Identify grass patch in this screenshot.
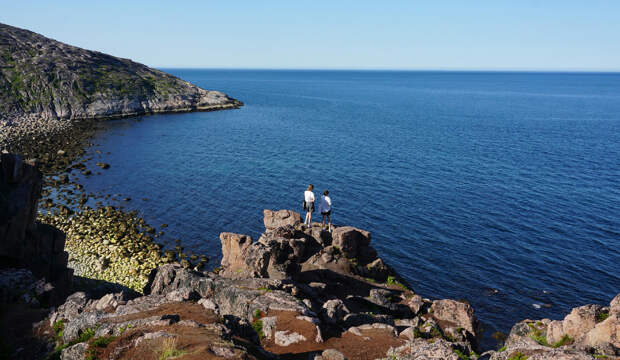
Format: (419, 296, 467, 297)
(499, 345, 507, 352)
(527, 323, 550, 346)
(45, 327, 96, 360)
(507, 352, 528, 360)
(454, 349, 473, 360)
(251, 319, 264, 340)
(593, 355, 608, 359)
(597, 311, 609, 322)
(78, 328, 96, 343)
(552, 334, 573, 348)
(386, 275, 408, 290)
(158, 338, 186, 360)
(92, 335, 118, 347)
(253, 309, 262, 320)
(257, 287, 272, 292)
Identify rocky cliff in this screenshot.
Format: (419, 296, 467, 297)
(0, 22, 241, 146)
(0, 153, 72, 306)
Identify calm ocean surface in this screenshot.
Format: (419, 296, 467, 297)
(80, 70, 620, 345)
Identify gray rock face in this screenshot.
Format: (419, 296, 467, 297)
(0, 23, 241, 126)
(385, 338, 460, 360)
(60, 342, 88, 360)
(275, 330, 306, 346)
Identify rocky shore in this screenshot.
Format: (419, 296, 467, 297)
(2, 208, 616, 360)
(0, 22, 242, 150)
(1, 155, 618, 359)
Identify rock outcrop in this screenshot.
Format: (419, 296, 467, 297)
(30, 206, 620, 360)
(0, 153, 72, 305)
(487, 293, 620, 360)
(37, 210, 489, 359)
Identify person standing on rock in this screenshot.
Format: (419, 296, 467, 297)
(303, 184, 315, 226)
(319, 189, 332, 230)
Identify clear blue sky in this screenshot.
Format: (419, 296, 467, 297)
(2, 1, 619, 70)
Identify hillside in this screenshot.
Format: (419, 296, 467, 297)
(0, 23, 241, 124)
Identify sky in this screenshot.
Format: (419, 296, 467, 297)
(2, 1, 620, 71)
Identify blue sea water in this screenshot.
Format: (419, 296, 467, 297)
(80, 70, 620, 346)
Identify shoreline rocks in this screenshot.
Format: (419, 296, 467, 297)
(3, 196, 619, 359)
(485, 293, 620, 359)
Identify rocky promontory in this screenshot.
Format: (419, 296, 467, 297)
(34, 209, 486, 360)
(0, 22, 242, 148)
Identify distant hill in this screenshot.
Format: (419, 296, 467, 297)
(0, 23, 241, 123)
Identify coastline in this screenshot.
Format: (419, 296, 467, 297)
(2, 102, 242, 293)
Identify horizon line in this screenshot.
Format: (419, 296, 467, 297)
(154, 66, 620, 73)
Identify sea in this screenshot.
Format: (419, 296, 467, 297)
(78, 70, 620, 347)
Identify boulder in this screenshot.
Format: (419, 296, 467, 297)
(60, 342, 88, 360)
(431, 299, 481, 347)
(331, 226, 370, 258)
(275, 330, 306, 346)
(581, 314, 619, 354)
(547, 304, 603, 344)
(219, 232, 254, 274)
(320, 349, 347, 360)
(321, 299, 350, 324)
(263, 209, 301, 231)
(144, 264, 215, 298)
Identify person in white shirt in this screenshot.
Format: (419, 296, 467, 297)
(303, 184, 315, 226)
(319, 189, 332, 230)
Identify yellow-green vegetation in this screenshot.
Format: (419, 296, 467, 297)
(251, 308, 265, 339)
(46, 327, 96, 360)
(593, 354, 608, 359)
(91, 335, 118, 347)
(386, 275, 408, 290)
(507, 352, 528, 360)
(454, 349, 479, 360)
(52, 319, 66, 341)
(527, 323, 574, 348)
(527, 323, 550, 346)
(85, 335, 119, 360)
(552, 334, 573, 348)
(40, 206, 167, 292)
(499, 345, 507, 352)
(251, 319, 265, 340)
(157, 338, 186, 360)
(597, 311, 609, 322)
